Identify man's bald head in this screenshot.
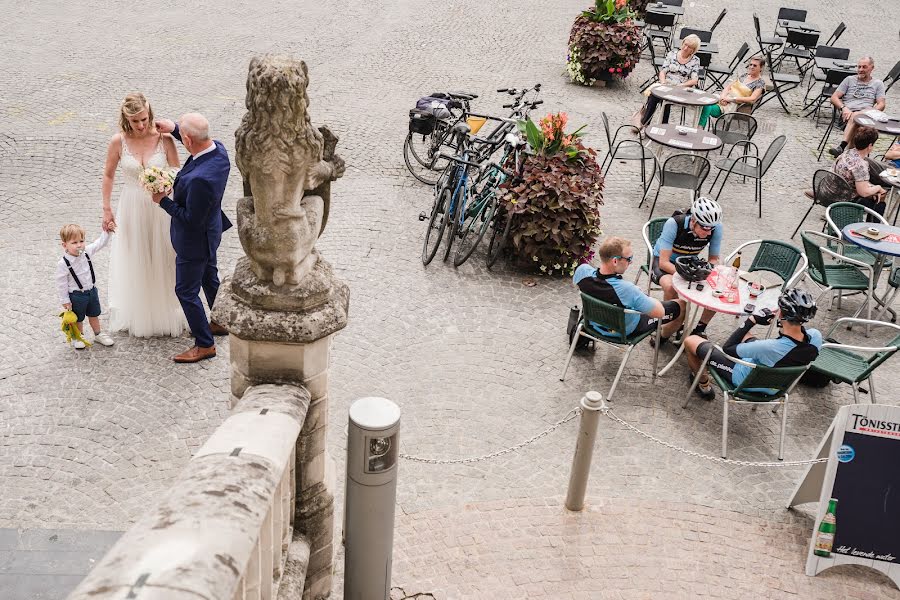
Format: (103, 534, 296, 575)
(179, 113, 210, 141)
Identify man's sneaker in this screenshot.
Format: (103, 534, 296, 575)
(827, 146, 843, 158)
(94, 332, 115, 346)
(803, 189, 815, 200)
(73, 340, 86, 350)
(689, 327, 709, 340)
(696, 383, 715, 400)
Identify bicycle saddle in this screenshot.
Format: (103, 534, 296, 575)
(447, 91, 478, 100)
(452, 122, 472, 136)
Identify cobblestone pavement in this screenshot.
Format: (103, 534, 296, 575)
(2, 0, 900, 597)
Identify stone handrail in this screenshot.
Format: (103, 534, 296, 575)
(67, 384, 312, 600)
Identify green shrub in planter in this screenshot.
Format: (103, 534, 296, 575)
(500, 113, 604, 276)
(567, 0, 642, 84)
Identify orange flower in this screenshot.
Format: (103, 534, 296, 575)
(615, 0, 627, 9)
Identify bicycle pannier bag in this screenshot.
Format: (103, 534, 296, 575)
(409, 109, 435, 135)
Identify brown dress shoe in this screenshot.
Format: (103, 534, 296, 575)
(209, 321, 228, 336)
(173, 345, 216, 363)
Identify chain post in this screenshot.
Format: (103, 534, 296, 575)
(565, 391, 606, 512)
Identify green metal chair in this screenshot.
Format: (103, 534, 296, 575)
(634, 217, 668, 294)
(800, 231, 875, 335)
(684, 344, 809, 460)
(825, 201, 891, 269)
(807, 318, 900, 404)
(724, 239, 808, 290)
(560, 293, 662, 402)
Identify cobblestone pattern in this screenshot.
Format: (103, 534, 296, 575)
(2, 0, 899, 596)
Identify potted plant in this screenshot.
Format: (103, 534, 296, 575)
(567, 0, 642, 85)
(499, 113, 604, 276)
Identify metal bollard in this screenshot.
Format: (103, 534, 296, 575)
(565, 391, 606, 512)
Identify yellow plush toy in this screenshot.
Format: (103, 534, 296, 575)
(59, 310, 91, 346)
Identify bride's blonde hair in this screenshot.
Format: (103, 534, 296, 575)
(119, 93, 154, 134)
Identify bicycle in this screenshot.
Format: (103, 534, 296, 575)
(453, 129, 528, 267)
(404, 92, 476, 186)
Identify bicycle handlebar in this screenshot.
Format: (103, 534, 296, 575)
(438, 153, 484, 170)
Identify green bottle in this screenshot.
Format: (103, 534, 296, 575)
(814, 498, 838, 557)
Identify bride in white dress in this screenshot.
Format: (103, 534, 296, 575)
(102, 93, 186, 337)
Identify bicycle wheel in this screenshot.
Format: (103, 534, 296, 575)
(442, 186, 463, 262)
(404, 133, 442, 186)
(422, 185, 451, 266)
(454, 193, 498, 267)
(486, 207, 514, 269)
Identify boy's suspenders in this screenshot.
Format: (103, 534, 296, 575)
(62, 254, 95, 291)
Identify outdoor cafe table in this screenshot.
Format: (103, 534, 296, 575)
(644, 123, 722, 153)
(650, 85, 719, 126)
(657, 270, 782, 376)
(879, 168, 900, 225)
(852, 112, 900, 137)
(777, 19, 820, 33)
(841, 222, 900, 320)
(814, 56, 855, 73)
(646, 3, 684, 16)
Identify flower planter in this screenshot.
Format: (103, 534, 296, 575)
(566, 1, 642, 86)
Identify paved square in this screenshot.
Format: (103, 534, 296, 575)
(2, 0, 899, 597)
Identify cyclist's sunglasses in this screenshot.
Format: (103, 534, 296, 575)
(698, 224, 714, 232)
(613, 255, 634, 263)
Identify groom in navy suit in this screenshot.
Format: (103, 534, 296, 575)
(152, 113, 232, 363)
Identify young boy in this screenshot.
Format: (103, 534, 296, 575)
(56, 224, 115, 349)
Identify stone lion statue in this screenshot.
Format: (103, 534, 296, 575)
(235, 55, 344, 287)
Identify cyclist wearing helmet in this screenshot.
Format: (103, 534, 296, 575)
(683, 288, 822, 399)
(652, 196, 724, 338)
(574, 236, 685, 340)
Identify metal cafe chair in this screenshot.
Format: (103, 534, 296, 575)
(599, 112, 658, 197)
(803, 46, 850, 105)
(642, 10, 678, 56)
(791, 170, 854, 239)
(752, 12, 784, 59)
(723, 239, 807, 291)
(708, 8, 727, 34)
(884, 59, 900, 93)
(677, 27, 712, 43)
(823, 21, 846, 47)
(639, 39, 667, 92)
(712, 113, 758, 156)
(560, 293, 662, 403)
(756, 47, 801, 114)
(641, 154, 711, 219)
(805, 68, 851, 124)
(773, 29, 820, 75)
(685, 345, 808, 460)
(709, 135, 787, 217)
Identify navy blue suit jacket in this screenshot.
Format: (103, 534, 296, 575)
(160, 125, 232, 261)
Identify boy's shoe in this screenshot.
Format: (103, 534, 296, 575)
(94, 332, 115, 346)
(73, 340, 86, 350)
(827, 146, 843, 158)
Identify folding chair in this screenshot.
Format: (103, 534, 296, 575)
(804, 45, 850, 102)
(823, 22, 846, 47)
(643, 10, 677, 56)
(753, 13, 784, 58)
(677, 27, 712, 43)
(704, 42, 749, 91)
(709, 136, 787, 217)
(804, 63, 850, 122)
(773, 7, 807, 37)
(560, 293, 662, 402)
(709, 8, 727, 34)
(756, 48, 801, 114)
(635, 217, 669, 293)
(774, 29, 820, 75)
(816, 106, 843, 160)
(808, 318, 900, 403)
(685, 345, 808, 460)
(884, 59, 900, 93)
(639, 40, 666, 93)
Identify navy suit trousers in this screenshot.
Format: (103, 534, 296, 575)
(175, 255, 220, 348)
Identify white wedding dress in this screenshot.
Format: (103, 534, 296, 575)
(107, 136, 186, 337)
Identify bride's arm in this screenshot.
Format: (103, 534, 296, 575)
(101, 134, 122, 231)
(162, 134, 180, 168)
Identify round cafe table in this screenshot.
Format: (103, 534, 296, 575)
(852, 112, 900, 136)
(644, 124, 722, 153)
(841, 222, 900, 321)
(657, 270, 782, 376)
(650, 85, 719, 127)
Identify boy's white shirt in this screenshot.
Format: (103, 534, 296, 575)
(56, 230, 112, 304)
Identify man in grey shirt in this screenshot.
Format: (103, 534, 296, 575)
(828, 56, 887, 157)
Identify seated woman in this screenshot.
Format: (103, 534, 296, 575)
(636, 35, 702, 128)
(823, 125, 888, 219)
(698, 57, 767, 127)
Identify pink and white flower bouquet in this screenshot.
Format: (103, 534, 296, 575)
(139, 166, 177, 194)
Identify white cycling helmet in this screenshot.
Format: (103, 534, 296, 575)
(691, 196, 722, 228)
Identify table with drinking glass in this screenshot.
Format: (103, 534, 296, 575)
(657, 268, 782, 376)
(841, 222, 900, 320)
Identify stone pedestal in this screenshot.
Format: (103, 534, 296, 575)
(213, 257, 349, 599)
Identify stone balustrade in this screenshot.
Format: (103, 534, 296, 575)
(67, 383, 313, 600)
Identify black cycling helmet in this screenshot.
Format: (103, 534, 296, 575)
(778, 288, 818, 323)
(674, 256, 713, 282)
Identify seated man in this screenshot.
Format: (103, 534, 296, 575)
(683, 288, 821, 399)
(823, 126, 888, 218)
(828, 56, 886, 158)
(887, 139, 900, 169)
(574, 236, 685, 342)
(652, 197, 723, 338)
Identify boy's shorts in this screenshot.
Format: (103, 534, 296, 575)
(69, 287, 101, 322)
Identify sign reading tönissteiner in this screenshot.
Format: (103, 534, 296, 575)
(789, 404, 900, 588)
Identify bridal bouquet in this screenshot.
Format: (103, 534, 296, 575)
(139, 166, 177, 194)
